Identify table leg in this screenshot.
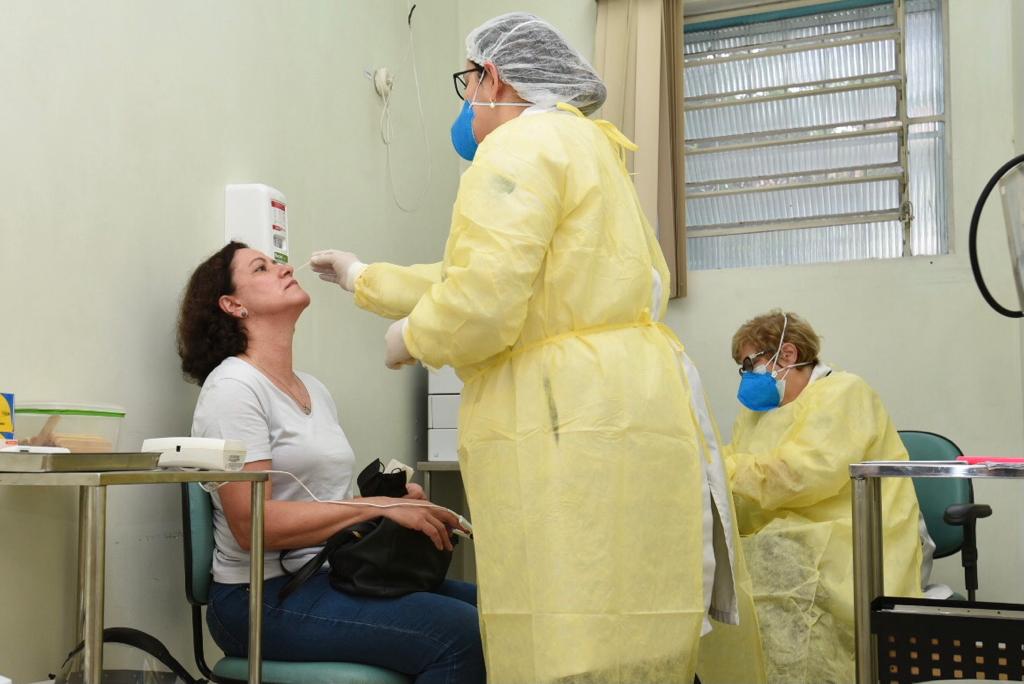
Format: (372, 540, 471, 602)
(853, 476, 883, 684)
(248, 480, 265, 684)
(75, 487, 88, 645)
(81, 486, 107, 684)
(423, 471, 432, 501)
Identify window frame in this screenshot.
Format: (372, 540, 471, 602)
(672, 0, 952, 270)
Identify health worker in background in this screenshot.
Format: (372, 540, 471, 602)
(726, 310, 923, 684)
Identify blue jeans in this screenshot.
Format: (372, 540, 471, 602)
(208, 573, 484, 684)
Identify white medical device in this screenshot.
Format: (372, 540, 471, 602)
(969, 154, 1024, 317)
(225, 183, 290, 264)
(143, 437, 246, 471)
(0, 445, 71, 454)
(1000, 163, 1024, 308)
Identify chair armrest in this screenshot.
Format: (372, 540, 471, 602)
(943, 503, 992, 526)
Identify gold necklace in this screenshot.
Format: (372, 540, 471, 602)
(241, 355, 312, 415)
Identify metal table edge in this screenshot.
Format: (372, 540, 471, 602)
(850, 460, 1024, 478)
(0, 469, 270, 486)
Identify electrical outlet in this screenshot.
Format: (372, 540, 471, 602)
(373, 67, 394, 99)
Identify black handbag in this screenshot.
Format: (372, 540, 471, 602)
(278, 459, 455, 601)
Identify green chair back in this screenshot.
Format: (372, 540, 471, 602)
(898, 430, 972, 558)
(182, 482, 214, 605)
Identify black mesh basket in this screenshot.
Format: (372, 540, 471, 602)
(871, 596, 1024, 683)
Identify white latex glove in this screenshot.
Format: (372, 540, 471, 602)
(385, 318, 416, 370)
(310, 250, 367, 292)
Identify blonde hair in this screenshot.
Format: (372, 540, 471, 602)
(731, 309, 821, 365)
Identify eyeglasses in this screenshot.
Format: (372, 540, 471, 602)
(738, 350, 768, 376)
(453, 66, 484, 101)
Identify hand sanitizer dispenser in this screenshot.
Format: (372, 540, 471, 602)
(225, 183, 290, 264)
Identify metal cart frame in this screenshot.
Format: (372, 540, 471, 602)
(850, 460, 1024, 684)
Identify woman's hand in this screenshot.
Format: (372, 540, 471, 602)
(404, 483, 427, 500)
(380, 501, 462, 551)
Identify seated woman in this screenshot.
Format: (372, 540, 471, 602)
(726, 310, 922, 684)
(177, 242, 484, 684)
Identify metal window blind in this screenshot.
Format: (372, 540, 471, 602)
(683, 0, 947, 270)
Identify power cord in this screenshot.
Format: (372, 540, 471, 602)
(376, 2, 432, 214)
(199, 468, 473, 536)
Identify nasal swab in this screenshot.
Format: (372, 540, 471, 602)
(294, 260, 311, 273)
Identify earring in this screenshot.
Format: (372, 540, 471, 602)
(489, 100, 495, 109)
(239, 309, 249, 319)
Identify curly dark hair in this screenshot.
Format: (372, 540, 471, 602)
(177, 241, 249, 385)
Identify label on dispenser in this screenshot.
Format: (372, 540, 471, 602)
(271, 199, 287, 227)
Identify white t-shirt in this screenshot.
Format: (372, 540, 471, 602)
(191, 356, 356, 584)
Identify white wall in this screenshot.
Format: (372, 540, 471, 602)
(666, 0, 1024, 600)
(0, 1, 459, 681)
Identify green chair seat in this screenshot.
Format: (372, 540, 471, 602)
(213, 658, 410, 684)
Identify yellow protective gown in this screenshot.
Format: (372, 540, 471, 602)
(695, 542, 768, 684)
(355, 105, 706, 684)
(726, 369, 923, 684)
(679, 353, 768, 684)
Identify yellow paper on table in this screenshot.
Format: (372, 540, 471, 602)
(0, 393, 13, 441)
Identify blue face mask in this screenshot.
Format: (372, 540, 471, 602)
(450, 73, 533, 162)
(737, 367, 784, 412)
(450, 99, 479, 161)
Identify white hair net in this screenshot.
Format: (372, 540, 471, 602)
(466, 12, 607, 116)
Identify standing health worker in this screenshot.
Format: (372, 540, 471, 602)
(313, 14, 724, 683)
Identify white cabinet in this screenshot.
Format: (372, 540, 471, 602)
(427, 428, 459, 462)
(427, 368, 462, 461)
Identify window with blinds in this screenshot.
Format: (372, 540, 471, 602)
(683, 0, 947, 270)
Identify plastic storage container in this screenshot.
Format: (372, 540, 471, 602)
(872, 595, 1024, 682)
(15, 402, 125, 453)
